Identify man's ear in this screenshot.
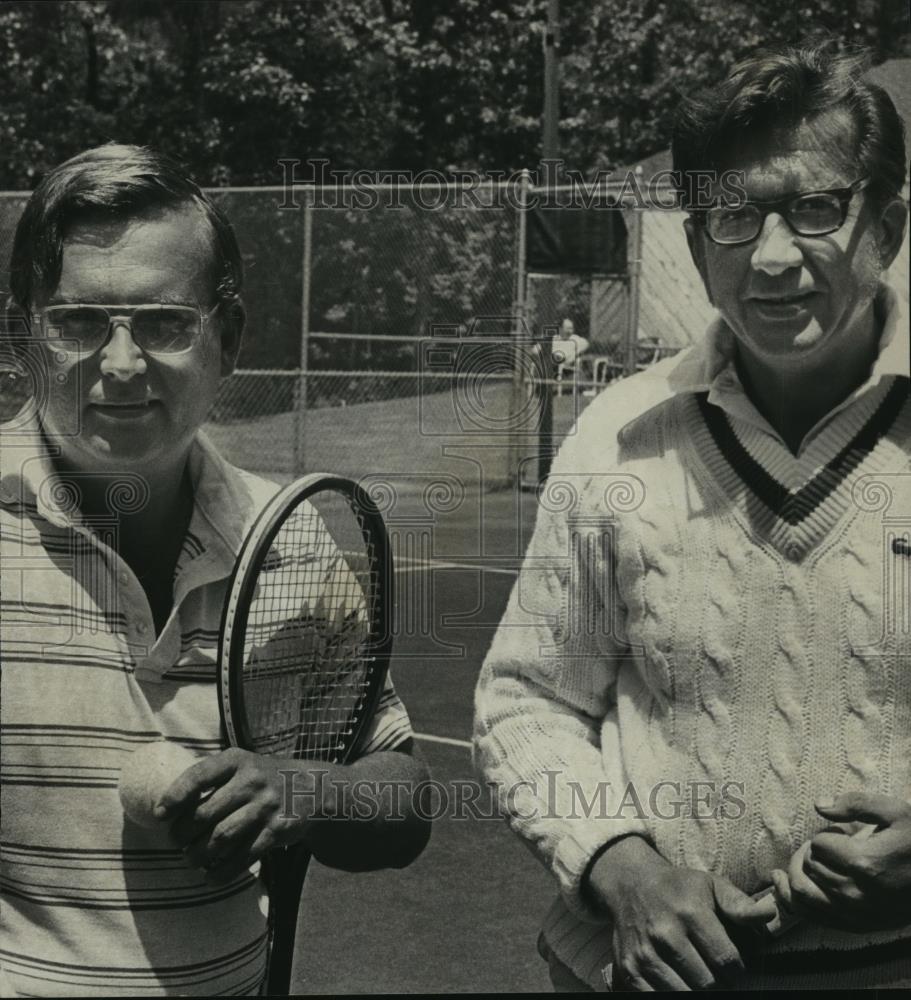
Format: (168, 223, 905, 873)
(219, 301, 245, 377)
(684, 216, 713, 305)
(876, 197, 908, 272)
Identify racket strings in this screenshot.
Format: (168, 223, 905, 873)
(241, 495, 381, 761)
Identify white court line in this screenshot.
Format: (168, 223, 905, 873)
(393, 557, 519, 576)
(337, 549, 519, 576)
(414, 732, 472, 749)
(392, 563, 508, 753)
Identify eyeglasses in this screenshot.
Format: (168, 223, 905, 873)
(696, 177, 870, 246)
(30, 302, 220, 357)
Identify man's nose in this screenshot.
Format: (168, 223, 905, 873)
(98, 321, 148, 380)
(750, 213, 804, 276)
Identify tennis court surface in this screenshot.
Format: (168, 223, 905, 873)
(289, 478, 557, 992)
(204, 379, 593, 992)
(206, 374, 604, 994)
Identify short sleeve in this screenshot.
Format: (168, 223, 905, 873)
(357, 672, 414, 754)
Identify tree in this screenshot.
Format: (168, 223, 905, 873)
(1, 0, 907, 187)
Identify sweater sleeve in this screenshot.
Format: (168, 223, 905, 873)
(473, 443, 653, 921)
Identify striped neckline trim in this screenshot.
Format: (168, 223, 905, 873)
(696, 379, 908, 528)
(687, 378, 910, 561)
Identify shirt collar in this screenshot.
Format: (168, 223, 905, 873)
(185, 429, 265, 558)
(0, 415, 261, 561)
(0, 417, 76, 527)
(667, 281, 909, 397)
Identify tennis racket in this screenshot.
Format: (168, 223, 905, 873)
(217, 474, 394, 996)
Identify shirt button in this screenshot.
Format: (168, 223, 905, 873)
(119, 572, 129, 585)
(137, 623, 149, 635)
(785, 543, 802, 562)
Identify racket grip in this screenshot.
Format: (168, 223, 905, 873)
(264, 847, 313, 996)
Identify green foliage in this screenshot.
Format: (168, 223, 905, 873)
(1, 0, 907, 382)
(558, 0, 911, 169)
(1, 0, 907, 187)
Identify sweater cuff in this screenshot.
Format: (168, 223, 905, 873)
(551, 819, 652, 922)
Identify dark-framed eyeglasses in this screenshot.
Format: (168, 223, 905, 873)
(695, 177, 871, 246)
(30, 302, 221, 358)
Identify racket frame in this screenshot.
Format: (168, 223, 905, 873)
(216, 473, 395, 996)
(219, 474, 393, 760)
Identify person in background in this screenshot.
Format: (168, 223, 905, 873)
(551, 317, 590, 395)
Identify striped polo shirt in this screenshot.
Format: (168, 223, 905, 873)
(0, 423, 412, 997)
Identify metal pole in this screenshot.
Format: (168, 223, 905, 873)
(516, 171, 530, 318)
(543, 0, 560, 162)
(538, 313, 555, 484)
(535, 0, 559, 486)
(509, 169, 531, 488)
(294, 194, 313, 477)
(624, 180, 643, 378)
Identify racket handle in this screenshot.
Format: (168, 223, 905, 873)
(264, 847, 312, 996)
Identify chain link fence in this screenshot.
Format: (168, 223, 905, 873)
(1, 181, 772, 490)
(201, 184, 525, 486)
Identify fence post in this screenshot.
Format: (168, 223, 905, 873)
(623, 170, 643, 377)
(535, 279, 556, 484)
(294, 193, 313, 478)
(509, 169, 531, 488)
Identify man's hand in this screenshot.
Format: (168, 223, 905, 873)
(774, 792, 911, 932)
(157, 748, 318, 885)
(588, 836, 777, 991)
(157, 744, 432, 882)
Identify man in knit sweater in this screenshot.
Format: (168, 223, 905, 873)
(474, 41, 910, 991)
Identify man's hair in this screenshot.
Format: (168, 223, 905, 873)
(671, 40, 907, 210)
(10, 143, 243, 311)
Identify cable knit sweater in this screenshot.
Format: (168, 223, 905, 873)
(473, 285, 911, 990)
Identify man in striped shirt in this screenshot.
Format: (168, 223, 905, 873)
(0, 144, 431, 996)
